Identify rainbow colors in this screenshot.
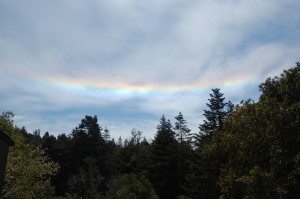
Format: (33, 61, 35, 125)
(20, 73, 256, 96)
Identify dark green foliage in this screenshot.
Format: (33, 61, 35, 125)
(175, 112, 192, 142)
(201, 88, 227, 130)
(259, 62, 300, 106)
(103, 127, 111, 142)
(4, 62, 299, 199)
(187, 88, 231, 199)
(67, 116, 115, 197)
(51, 133, 73, 196)
(105, 173, 157, 199)
(197, 88, 229, 147)
(174, 112, 193, 196)
(204, 62, 300, 198)
(42, 132, 58, 159)
(110, 129, 152, 178)
(150, 115, 181, 199)
(153, 115, 176, 146)
(71, 115, 104, 160)
(117, 136, 122, 146)
(226, 101, 235, 117)
(27, 115, 118, 197)
(68, 157, 104, 199)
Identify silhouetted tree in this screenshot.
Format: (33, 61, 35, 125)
(150, 115, 180, 199)
(103, 127, 111, 142)
(174, 112, 192, 195)
(196, 88, 227, 147)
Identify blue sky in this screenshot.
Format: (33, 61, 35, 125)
(1, 0, 299, 139)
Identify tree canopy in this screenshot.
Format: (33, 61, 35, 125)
(204, 62, 300, 198)
(1, 62, 300, 199)
(0, 112, 58, 199)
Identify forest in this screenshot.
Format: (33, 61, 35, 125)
(1, 62, 300, 199)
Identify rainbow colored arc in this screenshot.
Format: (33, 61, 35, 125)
(23, 74, 256, 95)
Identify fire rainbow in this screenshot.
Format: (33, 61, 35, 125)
(19, 74, 257, 95)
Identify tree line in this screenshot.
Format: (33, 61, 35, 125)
(1, 62, 300, 199)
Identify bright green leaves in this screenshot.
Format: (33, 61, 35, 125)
(0, 112, 59, 199)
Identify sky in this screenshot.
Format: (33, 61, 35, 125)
(1, 0, 299, 140)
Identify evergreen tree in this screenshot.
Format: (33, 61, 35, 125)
(175, 112, 192, 144)
(117, 136, 123, 147)
(200, 89, 226, 133)
(68, 115, 110, 197)
(67, 156, 104, 199)
(103, 127, 111, 142)
(150, 115, 180, 199)
(41, 132, 57, 160)
(70, 115, 104, 163)
(195, 88, 231, 147)
(20, 126, 29, 139)
(51, 133, 73, 196)
(189, 89, 231, 199)
(174, 112, 192, 195)
(78, 115, 103, 141)
(226, 101, 235, 117)
(112, 134, 138, 175)
(131, 129, 142, 173)
(106, 173, 158, 199)
(205, 62, 300, 198)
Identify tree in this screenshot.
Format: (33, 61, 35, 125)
(67, 157, 104, 199)
(117, 136, 122, 147)
(174, 112, 192, 194)
(150, 115, 180, 199)
(70, 115, 104, 168)
(175, 112, 192, 144)
(77, 115, 103, 141)
(103, 127, 111, 142)
(111, 129, 149, 176)
(226, 101, 235, 117)
(111, 135, 138, 175)
(66, 115, 112, 197)
(130, 129, 142, 173)
(259, 62, 300, 106)
(197, 88, 228, 146)
(188, 89, 231, 199)
(105, 173, 158, 199)
(50, 133, 73, 196)
(0, 112, 59, 199)
(204, 62, 300, 198)
(41, 132, 58, 159)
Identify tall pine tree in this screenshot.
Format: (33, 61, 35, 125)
(103, 127, 111, 142)
(188, 88, 232, 199)
(174, 112, 192, 195)
(196, 88, 229, 147)
(150, 115, 180, 199)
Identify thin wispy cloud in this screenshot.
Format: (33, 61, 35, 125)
(1, 0, 299, 138)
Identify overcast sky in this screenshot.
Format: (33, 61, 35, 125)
(1, 0, 299, 139)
